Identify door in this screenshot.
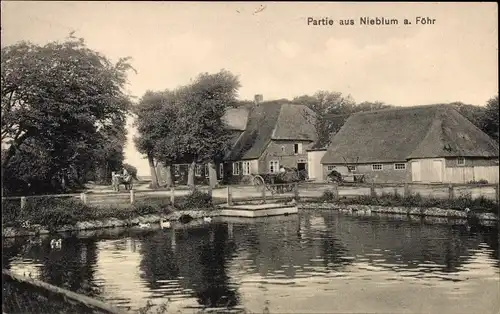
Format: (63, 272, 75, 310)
(432, 160, 443, 183)
(411, 161, 421, 182)
(297, 162, 306, 171)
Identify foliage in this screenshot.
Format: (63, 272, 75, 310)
(468, 179, 489, 184)
(174, 70, 241, 165)
(1, 34, 133, 195)
(333, 192, 498, 212)
(293, 92, 392, 148)
(134, 70, 241, 188)
(479, 95, 499, 142)
(320, 190, 337, 202)
(123, 163, 139, 180)
(2, 196, 174, 230)
(175, 189, 214, 210)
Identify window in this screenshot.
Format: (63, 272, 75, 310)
(281, 146, 285, 153)
(204, 164, 209, 177)
(195, 164, 202, 176)
(232, 162, 240, 175)
(457, 157, 465, 166)
(394, 163, 406, 170)
(242, 161, 251, 175)
(174, 164, 180, 176)
(219, 164, 224, 178)
(269, 160, 279, 173)
(327, 165, 336, 171)
(347, 165, 357, 172)
(294, 143, 303, 154)
(372, 164, 383, 171)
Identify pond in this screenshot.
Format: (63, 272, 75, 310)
(3, 210, 499, 314)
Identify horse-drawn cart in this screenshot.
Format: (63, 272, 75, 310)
(251, 167, 304, 195)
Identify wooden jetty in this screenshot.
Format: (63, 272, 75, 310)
(217, 202, 298, 218)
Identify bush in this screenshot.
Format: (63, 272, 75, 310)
(468, 179, 489, 184)
(175, 189, 213, 210)
(320, 190, 337, 202)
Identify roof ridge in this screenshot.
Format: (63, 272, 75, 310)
(406, 107, 444, 159)
(270, 103, 284, 139)
(352, 104, 448, 116)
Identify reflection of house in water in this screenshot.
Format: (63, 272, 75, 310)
(226, 215, 352, 278)
(318, 212, 486, 272)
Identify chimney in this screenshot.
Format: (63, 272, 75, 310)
(254, 94, 263, 105)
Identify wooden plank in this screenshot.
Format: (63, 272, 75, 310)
(2, 270, 126, 314)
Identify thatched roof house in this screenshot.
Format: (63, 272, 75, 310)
(320, 105, 499, 184)
(224, 101, 317, 161)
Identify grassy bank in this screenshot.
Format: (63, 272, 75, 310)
(315, 189, 498, 213)
(2, 189, 215, 231)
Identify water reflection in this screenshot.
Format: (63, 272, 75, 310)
(3, 210, 499, 313)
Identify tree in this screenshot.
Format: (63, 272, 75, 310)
(175, 70, 240, 189)
(134, 90, 181, 188)
(1, 35, 133, 194)
(480, 95, 499, 142)
(293, 91, 356, 148)
(354, 101, 393, 112)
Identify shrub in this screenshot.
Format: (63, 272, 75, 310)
(320, 190, 337, 202)
(175, 189, 213, 210)
(468, 179, 489, 184)
(401, 193, 423, 207)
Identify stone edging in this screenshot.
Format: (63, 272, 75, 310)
(2, 209, 217, 238)
(3, 202, 498, 238)
(298, 203, 499, 221)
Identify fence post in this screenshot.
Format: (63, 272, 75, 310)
(404, 182, 410, 197)
(294, 182, 299, 201)
(80, 193, 87, 204)
(227, 186, 233, 205)
(370, 182, 376, 198)
(170, 187, 175, 205)
(495, 184, 499, 204)
(262, 185, 266, 204)
(448, 184, 454, 200)
(20, 197, 26, 210)
(130, 189, 135, 204)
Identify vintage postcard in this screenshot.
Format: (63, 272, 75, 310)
(1, 2, 498, 314)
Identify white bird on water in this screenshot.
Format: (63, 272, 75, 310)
(50, 239, 62, 249)
(203, 217, 212, 223)
(160, 219, 171, 229)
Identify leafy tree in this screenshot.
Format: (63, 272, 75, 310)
(175, 70, 240, 188)
(1, 35, 133, 194)
(480, 95, 499, 142)
(134, 90, 181, 188)
(293, 91, 356, 148)
(123, 163, 139, 180)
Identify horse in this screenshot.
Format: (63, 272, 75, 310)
(112, 174, 133, 191)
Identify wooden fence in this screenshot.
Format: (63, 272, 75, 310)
(2, 182, 498, 210)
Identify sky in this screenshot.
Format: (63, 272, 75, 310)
(1, 2, 498, 175)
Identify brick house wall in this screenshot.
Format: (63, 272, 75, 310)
(444, 157, 498, 168)
(258, 140, 314, 173)
(322, 162, 411, 183)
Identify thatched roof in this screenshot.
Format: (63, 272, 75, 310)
(321, 104, 499, 164)
(271, 104, 317, 141)
(224, 101, 316, 161)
